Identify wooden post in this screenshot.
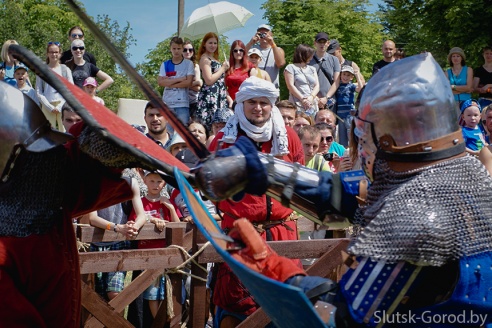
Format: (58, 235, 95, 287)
(188, 227, 209, 328)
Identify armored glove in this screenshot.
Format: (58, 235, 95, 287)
(229, 218, 306, 282)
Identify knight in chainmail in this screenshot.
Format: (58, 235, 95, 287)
(0, 83, 136, 327)
(195, 53, 492, 327)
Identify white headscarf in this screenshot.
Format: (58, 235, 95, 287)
(222, 77, 289, 156)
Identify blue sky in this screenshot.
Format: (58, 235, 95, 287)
(82, 0, 381, 65)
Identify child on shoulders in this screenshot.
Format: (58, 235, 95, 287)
(15, 64, 39, 106)
(334, 65, 364, 147)
(460, 99, 488, 156)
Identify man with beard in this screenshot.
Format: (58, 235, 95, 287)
(144, 101, 172, 149)
(208, 76, 304, 327)
(372, 40, 396, 76)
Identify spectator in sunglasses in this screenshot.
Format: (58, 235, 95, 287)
(36, 41, 74, 132)
(66, 39, 113, 91)
(60, 26, 97, 66)
(182, 40, 202, 120)
(315, 122, 345, 157)
(225, 40, 251, 102)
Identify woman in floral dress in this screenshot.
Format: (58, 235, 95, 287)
(197, 32, 230, 131)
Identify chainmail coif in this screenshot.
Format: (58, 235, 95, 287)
(349, 155, 492, 267)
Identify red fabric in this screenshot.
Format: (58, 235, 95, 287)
(128, 197, 172, 249)
(0, 143, 133, 327)
(225, 64, 252, 100)
(209, 126, 305, 316)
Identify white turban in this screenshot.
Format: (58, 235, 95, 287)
(235, 76, 279, 105)
(222, 77, 289, 156)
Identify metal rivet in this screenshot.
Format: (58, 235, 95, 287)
(453, 139, 459, 145)
(423, 146, 432, 151)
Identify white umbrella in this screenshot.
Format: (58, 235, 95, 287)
(180, 1, 254, 40)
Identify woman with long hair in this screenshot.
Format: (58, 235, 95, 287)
(196, 32, 230, 131)
(225, 40, 251, 101)
(36, 41, 74, 132)
(182, 40, 203, 120)
(284, 44, 320, 117)
(444, 47, 473, 109)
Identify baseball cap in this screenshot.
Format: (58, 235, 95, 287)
(327, 39, 340, 54)
(248, 48, 263, 60)
(212, 108, 233, 124)
(14, 63, 28, 72)
(315, 32, 329, 42)
(341, 65, 355, 75)
(83, 77, 98, 87)
(257, 24, 271, 31)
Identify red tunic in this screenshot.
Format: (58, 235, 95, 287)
(209, 125, 305, 316)
(0, 127, 133, 327)
(128, 197, 173, 249)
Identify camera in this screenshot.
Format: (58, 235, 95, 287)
(259, 32, 267, 39)
(323, 153, 334, 161)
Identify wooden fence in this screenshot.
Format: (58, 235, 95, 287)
(77, 219, 349, 327)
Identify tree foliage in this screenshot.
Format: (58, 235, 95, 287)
(262, 0, 385, 98)
(380, 0, 492, 68)
(0, 0, 138, 110)
(137, 35, 231, 96)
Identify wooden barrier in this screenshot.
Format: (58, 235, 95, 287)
(78, 222, 193, 328)
(78, 219, 349, 328)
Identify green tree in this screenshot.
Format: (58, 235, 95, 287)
(138, 35, 230, 96)
(262, 0, 385, 98)
(380, 0, 492, 68)
(0, 0, 138, 111)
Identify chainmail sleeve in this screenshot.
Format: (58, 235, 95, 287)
(77, 127, 143, 168)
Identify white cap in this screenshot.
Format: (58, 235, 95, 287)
(257, 24, 271, 31)
(248, 48, 263, 60)
(341, 65, 355, 75)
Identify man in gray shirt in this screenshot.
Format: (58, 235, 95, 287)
(309, 32, 341, 109)
(246, 24, 286, 89)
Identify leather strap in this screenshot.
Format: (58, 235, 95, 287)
(377, 130, 465, 162)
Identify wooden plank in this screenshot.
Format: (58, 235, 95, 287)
(79, 248, 188, 274)
(80, 281, 133, 328)
(189, 227, 210, 328)
(84, 269, 162, 328)
(150, 273, 184, 328)
(197, 239, 349, 263)
(77, 222, 189, 243)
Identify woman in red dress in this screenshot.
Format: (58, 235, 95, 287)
(224, 40, 252, 103)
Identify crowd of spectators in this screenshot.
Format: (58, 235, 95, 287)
(2, 21, 492, 328)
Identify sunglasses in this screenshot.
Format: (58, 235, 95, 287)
(72, 46, 85, 51)
(183, 48, 194, 53)
(48, 41, 60, 46)
(71, 33, 84, 39)
(320, 136, 333, 143)
(233, 49, 245, 53)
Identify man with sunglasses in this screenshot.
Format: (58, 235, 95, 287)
(60, 25, 97, 66)
(196, 53, 492, 327)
